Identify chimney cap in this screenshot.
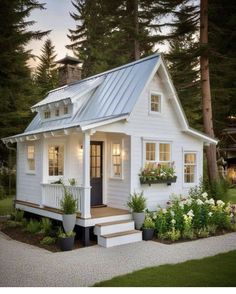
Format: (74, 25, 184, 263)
(56, 55, 82, 65)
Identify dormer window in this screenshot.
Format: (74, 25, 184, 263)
(55, 108, 60, 117)
(64, 105, 68, 115)
(44, 110, 51, 119)
(149, 92, 161, 113)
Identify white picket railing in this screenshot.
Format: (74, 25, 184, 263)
(41, 184, 83, 212)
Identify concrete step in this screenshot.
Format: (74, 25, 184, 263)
(97, 230, 142, 248)
(94, 220, 135, 236)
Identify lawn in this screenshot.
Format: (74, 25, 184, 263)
(0, 197, 14, 215)
(94, 250, 236, 287)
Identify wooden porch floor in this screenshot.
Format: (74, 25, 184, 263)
(15, 200, 130, 219)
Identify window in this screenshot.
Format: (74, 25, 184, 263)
(48, 145, 64, 176)
(145, 141, 171, 164)
(150, 93, 161, 113)
(44, 110, 51, 119)
(184, 153, 197, 183)
(27, 145, 35, 172)
(64, 106, 68, 115)
(111, 142, 122, 178)
(55, 108, 60, 117)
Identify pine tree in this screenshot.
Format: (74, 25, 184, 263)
(0, 0, 48, 162)
(35, 38, 58, 97)
(166, 3, 201, 129)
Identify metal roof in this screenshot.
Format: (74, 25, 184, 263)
(27, 54, 160, 133)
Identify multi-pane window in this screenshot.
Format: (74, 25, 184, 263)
(55, 108, 60, 117)
(111, 143, 122, 178)
(44, 110, 51, 119)
(145, 142, 171, 163)
(146, 143, 156, 161)
(150, 93, 161, 113)
(48, 145, 64, 176)
(64, 106, 68, 115)
(90, 144, 101, 178)
(27, 145, 35, 171)
(184, 153, 196, 183)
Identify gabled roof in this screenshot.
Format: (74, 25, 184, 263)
(2, 53, 217, 145)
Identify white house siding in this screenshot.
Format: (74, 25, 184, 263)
(17, 140, 43, 205)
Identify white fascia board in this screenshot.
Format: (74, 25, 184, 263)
(184, 128, 218, 144)
(80, 115, 129, 132)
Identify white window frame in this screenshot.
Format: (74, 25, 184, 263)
(183, 151, 198, 186)
(47, 144, 65, 180)
(149, 91, 162, 115)
(44, 110, 51, 119)
(25, 144, 36, 174)
(143, 140, 172, 165)
(110, 139, 124, 180)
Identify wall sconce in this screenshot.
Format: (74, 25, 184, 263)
(80, 144, 83, 150)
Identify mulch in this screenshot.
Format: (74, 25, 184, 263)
(0, 224, 96, 252)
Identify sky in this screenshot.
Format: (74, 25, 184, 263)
(27, 0, 76, 69)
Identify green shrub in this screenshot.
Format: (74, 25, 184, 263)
(60, 189, 77, 214)
(58, 229, 76, 238)
(5, 220, 23, 228)
(25, 219, 41, 234)
(11, 209, 24, 222)
(196, 228, 209, 238)
(143, 216, 155, 229)
(40, 218, 52, 236)
(40, 236, 56, 245)
(165, 229, 181, 242)
(127, 191, 146, 213)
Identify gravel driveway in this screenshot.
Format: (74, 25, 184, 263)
(1, 232, 236, 287)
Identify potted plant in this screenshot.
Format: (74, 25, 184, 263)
(142, 216, 155, 241)
(58, 229, 76, 251)
(60, 187, 77, 233)
(127, 191, 146, 230)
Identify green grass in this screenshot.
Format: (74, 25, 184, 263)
(0, 197, 14, 215)
(94, 250, 236, 287)
(226, 188, 236, 203)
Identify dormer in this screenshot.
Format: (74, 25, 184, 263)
(41, 102, 72, 121)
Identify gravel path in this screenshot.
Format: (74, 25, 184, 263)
(1, 232, 236, 287)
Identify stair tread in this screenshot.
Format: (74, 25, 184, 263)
(101, 230, 141, 239)
(95, 220, 133, 227)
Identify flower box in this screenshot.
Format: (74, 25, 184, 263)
(140, 176, 177, 186)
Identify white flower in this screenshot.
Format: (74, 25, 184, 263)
(230, 213, 234, 218)
(217, 200, 225, 206)
(162, 208, 167, 214)
(152, 214, 157, 220)
(196, 199, 204, 205)
(186, 198, 192, 206)
(187, 210, 194, 218)
(171, 219, 176, 225)
(201, 192, 208, 199)
(170, 210, 175, 217)
(179, 202, 184, 209)
(206, 198, 215, 205)
(208, 212, 213, 217)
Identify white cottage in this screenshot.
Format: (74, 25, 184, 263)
(2, 54, 217, 247)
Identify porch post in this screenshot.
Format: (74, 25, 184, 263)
(81, 131, 91, 218)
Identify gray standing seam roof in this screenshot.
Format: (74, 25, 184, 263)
(26, 54, 160, 134)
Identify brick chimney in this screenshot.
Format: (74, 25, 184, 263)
(56, 55, 82, 86)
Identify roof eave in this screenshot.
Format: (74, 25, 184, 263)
(184, 128, 218, 145)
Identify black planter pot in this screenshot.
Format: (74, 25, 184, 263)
(142, 228, 155, 241)
(59, 236, 75, 251)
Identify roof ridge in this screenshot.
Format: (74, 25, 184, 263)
(47, 53, 160, 94)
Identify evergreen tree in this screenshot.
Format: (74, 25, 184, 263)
(35, 38, 58, 97)
(0, 0, 48, 162)
(166, 3, 201, 129)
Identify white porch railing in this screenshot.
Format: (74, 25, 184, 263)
(41, 184, 83, 213)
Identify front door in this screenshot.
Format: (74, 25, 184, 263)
(90, 141, 103, 206)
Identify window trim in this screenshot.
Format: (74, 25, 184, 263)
(110, 139, 124, 180)
(183, 151, 198, 186)
(143, 140, 172, 166)
(25, 144, 36, 174)
(149, 91, 162, 115)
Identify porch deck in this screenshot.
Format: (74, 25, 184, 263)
(15, 200, 130, 220)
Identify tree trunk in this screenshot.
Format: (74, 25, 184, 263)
(200, 0, 218, 182)
(134, 0, 140, 60)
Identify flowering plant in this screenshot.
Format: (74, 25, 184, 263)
(139, 162, 177, 184)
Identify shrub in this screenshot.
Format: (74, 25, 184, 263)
(143, 216, 155, 229)
(40, 236, 56, 245)
(58, 229, 76, 238)
(60, 188, 77, 214)
(40, 218, 52, 236)
(5, 220, 23, 228)
(25, 219, 41, 234)
(11, 209, 24, 222)
(68, 178, 76, 186)
(127, 191, 146, 213)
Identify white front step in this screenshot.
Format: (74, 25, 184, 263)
(94, 220, 135, 236)
(98, 230, 142, 248)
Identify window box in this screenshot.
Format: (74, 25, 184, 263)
(140, 176, 177, 186)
